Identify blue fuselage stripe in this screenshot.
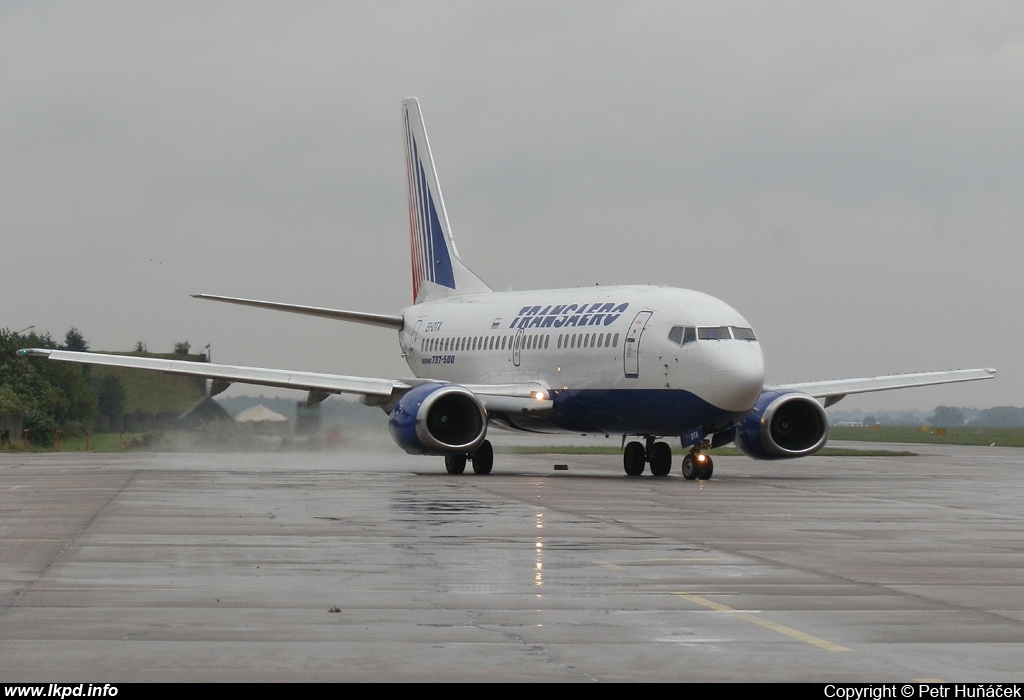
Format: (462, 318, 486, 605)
(505, 389, 746, 435)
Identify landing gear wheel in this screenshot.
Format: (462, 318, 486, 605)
(623, 441, 646, 476)
(682, 453, 713, 480)
(471, 440, 493, 475)
(696, 456, 713, 481)
(681, 454, 698, 480)
(649, 441, 672, 476)
(684, 454, 700, 480)
(445, 453, 467, 474)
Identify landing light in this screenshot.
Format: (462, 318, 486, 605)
(696, 454, 707, 464)
(532, 390, 547, 400)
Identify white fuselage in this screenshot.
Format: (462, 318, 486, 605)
(398, 285, 766, 436)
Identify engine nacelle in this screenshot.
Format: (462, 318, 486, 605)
(388, 383, 487, 455)
(734, 390, 829, 460)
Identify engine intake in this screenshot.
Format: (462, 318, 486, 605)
(734, 390, 829, 460)
(388, 383, 487, 455)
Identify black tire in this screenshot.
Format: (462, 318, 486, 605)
(623, 441, 646, 476)
(681, 454, 698, 480)
(472, 440, 493, 475)
(649, 441, 672, 476)
(696, 456, 713, 481)
(445, 453, 467, 474)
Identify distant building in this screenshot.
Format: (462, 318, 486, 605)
(178, 397, 233, 429)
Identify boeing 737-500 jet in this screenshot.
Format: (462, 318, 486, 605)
(21, 98, 995, 478)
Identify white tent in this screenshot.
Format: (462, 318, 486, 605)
(235, 404, 288, 423)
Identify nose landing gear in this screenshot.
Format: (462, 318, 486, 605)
(681, 442, 714, 480)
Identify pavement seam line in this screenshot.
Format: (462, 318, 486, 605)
(2, 468, 142, 614)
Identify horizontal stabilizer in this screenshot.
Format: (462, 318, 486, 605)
(192, 294, 404, 330)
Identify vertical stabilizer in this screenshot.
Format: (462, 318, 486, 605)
(403, 97, 492, 303)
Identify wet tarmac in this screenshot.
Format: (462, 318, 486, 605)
(1, 443, 1022, 681)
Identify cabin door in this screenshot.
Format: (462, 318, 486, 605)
(623, 311, 652, 378)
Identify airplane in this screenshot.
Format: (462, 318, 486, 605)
(20, 98, 995, 478)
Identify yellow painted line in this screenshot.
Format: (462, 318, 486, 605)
(594, 560, 626, 570)
(673, 593, 852, 652)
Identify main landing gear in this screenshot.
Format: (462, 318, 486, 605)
(445, 439, 494, 475)
(622, 437, 713, 479)
(623, 436, 673, 476)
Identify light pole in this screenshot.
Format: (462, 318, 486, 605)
(15, 325, 35, 335)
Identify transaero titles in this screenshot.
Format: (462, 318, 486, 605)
(509, 303, 630, 329)
(824, 686, 1021, 699)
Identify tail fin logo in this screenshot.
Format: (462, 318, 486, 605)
(405, 103, 455, 301)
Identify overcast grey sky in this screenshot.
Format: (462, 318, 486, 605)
(2, 2, 1020, 411)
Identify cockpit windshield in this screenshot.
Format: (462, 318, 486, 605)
(668, 325, 757, 346)
(667, 326, 697, 346)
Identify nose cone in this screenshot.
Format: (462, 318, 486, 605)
(709, 342, 765, 411)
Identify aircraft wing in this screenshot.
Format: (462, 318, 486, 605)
(20, 349, 411, 400)
(768, 368, 996, 407)
(17, 349, 554, 413)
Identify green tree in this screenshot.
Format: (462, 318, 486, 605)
(971, 406, 1024, 428)
(0, 354, 97, 426)
(927, 405, 965, 427)
(173, 341, 191, 355)
(0, 355, 67, 418)
(0, 328, 55, 358)
(23, 410, 58, 447)
(0, 384, 27, 413)
(62, 327, 89, 352)
(0, 327, 96, 443)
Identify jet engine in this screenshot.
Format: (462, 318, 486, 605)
(388, 383, 487, 455)
(734, 390, 829, 460)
